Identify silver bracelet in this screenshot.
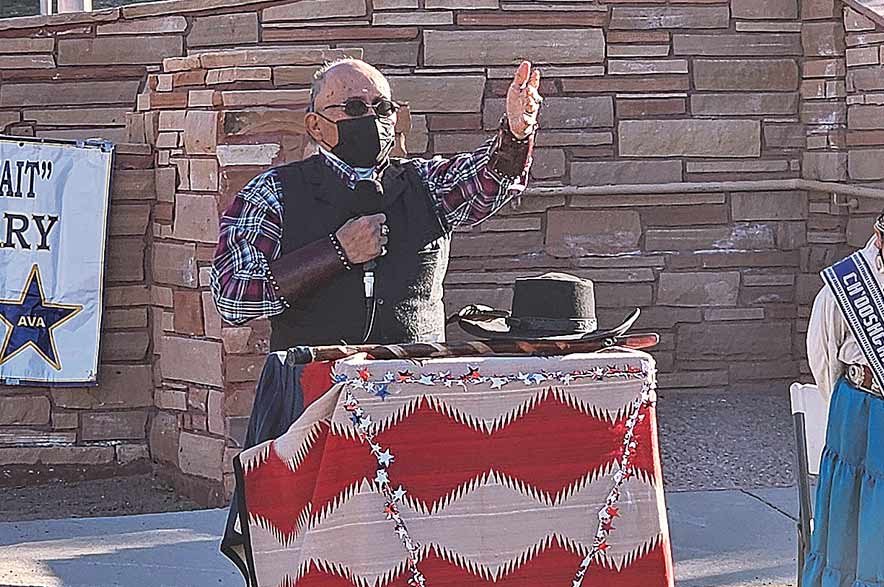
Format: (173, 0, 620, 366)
(267, 270, 290, 309)
(329, 233, 353, 271)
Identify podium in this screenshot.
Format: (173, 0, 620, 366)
(233, 350, 673, 587)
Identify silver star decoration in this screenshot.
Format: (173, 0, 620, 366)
(561, 373, 575, 385)
(377, 449, 395, 467)
(392, 485, 407, 502)
(417, 375, 434, 386)
(490, 377, 508, 390)
(375, 469, 389, 485)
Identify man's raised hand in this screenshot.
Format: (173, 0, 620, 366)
(505, 61, 542, 139)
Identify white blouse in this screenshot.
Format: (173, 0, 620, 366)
(807, 236, 880, 400)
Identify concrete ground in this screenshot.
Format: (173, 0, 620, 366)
(670, 487, 799, 587)
(657, 389, 797, 491)
(0, 389, 806, 586)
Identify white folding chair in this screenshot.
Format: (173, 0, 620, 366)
(789, 382, 829, 587)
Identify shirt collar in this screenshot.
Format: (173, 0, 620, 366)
(319, 147, 386, 190)
(861, 235, 884, 274)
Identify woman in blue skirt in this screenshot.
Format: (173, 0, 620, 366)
(806, 217, 884, 587)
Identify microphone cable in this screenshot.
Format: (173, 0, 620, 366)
(355, 179, 384, 343)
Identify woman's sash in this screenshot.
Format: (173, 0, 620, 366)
(822, 250, 884, 391)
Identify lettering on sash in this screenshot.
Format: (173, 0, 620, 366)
(823, 252, 884, 390)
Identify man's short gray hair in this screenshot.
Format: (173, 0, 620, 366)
(308, 58, 363, 113)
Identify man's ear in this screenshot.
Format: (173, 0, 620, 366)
(304, 112, 324, 144)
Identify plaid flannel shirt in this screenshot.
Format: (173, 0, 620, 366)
(211, 138, 531, 325)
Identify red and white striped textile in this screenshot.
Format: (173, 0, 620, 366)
(234, 350, 673, 587)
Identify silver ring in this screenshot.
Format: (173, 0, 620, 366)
(380, 246, 388, 256)
(381, 224, 389, 236)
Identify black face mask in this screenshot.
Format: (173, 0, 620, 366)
(326, 115, 395, 168)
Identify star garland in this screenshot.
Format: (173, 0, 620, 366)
(342, 387, 426, 587)
(338, 361, 654, 587)
(571, 376, 654, 587)
(335, 363, 647, 396)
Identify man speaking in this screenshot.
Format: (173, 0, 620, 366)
(210, 58, 542, 347)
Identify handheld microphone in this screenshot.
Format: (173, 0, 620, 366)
(354, 179, 384, 342)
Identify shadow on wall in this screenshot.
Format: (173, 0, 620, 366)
(0, 0, 161, 18)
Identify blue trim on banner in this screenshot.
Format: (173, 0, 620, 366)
(822, 252, 884, 391)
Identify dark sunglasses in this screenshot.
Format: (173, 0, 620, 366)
(323, 97, 400, 118)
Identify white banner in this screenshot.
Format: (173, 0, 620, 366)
(0, 136, 113, 385)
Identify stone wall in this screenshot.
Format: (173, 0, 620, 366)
(135, 46, 376, 501)
(1, 0, 883, 503)
(844, 4, 884, 240)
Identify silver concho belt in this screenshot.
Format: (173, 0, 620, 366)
(846, 364, 884, 398)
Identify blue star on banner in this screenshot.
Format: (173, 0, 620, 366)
(0, 265, 83, 370)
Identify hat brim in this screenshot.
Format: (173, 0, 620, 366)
(455, 308, 641, 342)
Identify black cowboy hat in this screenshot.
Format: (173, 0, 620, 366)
(448, 272, 640, 341)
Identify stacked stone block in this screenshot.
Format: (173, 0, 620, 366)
(845, 3, 884, 234)
(127, 47, 366, 501)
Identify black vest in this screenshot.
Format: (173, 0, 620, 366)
(269, 156, 451, 350)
